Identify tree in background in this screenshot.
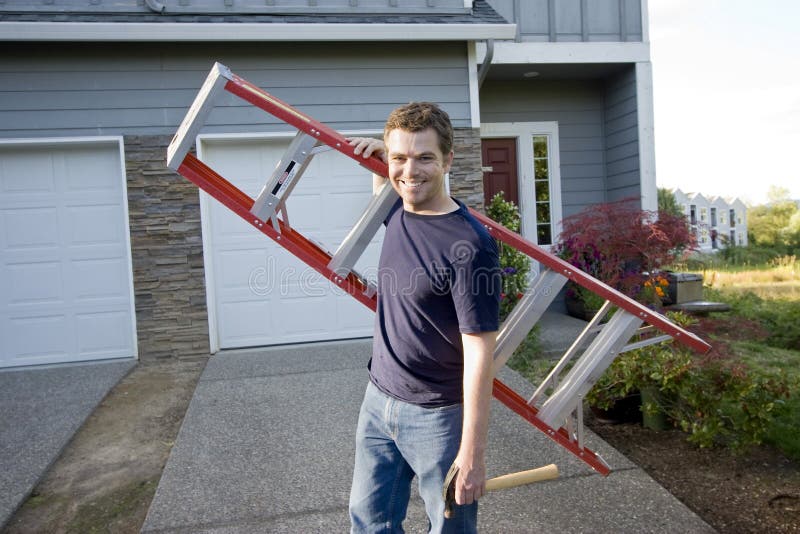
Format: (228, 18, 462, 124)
(748, 185, 798, 250)
(658, 187, 684, 217)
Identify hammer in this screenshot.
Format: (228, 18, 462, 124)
(442, 463, 559, 518)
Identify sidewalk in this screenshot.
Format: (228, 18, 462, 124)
(141, 338, 715, 533)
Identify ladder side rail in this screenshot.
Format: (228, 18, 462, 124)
(468, 209, 710, 355)
(620, 334, 672, 354)
(528, 300, 614, 406)
(178, 153, 378, 311)
(537, 311, 643, 428)
(222, 74, 389, 179)
(492, 379, 611, 475)
(167, 62, 231, 171)
(491, 269, 567, 376)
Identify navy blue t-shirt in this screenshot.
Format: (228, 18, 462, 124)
(369, 198, 501, 407)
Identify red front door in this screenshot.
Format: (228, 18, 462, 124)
(481, 138, 518, 208)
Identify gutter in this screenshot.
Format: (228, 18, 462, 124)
(0, 21, 517, 42)
(477, 38, 493, 88)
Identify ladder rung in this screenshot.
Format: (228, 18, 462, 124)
(528, 299, 613, 406)
(328, 181, 397, 277)
(250, 132, 318, 224)
(537, 310, 643, 428)
(167, 62, 231, 171)
(491, 269, 567, 376)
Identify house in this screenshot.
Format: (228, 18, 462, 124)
(672, 188, 748, 252)
(0, 0, 657, 368)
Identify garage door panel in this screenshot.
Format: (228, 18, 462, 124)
(5, 261, 63, 306)
(218, 299, 274, 346)
(2, 207, 60, 249)
(0, 141, 136, 368)
(202, 135, 380, 349)
(75, 310, 134, 356)
(4, 313, 74, 364)
(70, 257, 130, 301)
(1, 150, 56, 193)
(67, 204, 125, 246)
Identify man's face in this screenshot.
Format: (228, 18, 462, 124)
(385, 127, 454, 214)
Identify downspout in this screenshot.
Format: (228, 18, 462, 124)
(477, 39, 494, 88)
(145, 0, 166, 13)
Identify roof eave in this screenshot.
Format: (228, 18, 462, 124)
(0, 21, 517, 41)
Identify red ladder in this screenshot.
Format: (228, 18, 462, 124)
(167, 63, 711, 476)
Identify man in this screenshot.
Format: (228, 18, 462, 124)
(347, 102, 501, 533)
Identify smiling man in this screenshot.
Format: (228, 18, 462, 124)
(347, 102, 501, 533)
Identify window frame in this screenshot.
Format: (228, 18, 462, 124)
(480, 121, 562, 250)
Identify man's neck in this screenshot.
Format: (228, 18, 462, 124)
(404, 196, 459, 216)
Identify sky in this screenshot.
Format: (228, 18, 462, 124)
(648, 0, 800, 205)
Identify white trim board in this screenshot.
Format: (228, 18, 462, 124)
(479, 121, 563, 252)
(476, 41, 650, 64)
(0, 22, 516, 42)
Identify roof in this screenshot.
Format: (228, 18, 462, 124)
(0, 0, 515, 41)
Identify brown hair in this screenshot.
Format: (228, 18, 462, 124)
(383, 102, 454, 156)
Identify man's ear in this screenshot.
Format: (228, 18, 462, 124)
(443, 150, 455, 173)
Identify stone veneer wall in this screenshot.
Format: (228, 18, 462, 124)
(125, 135, 210, 360)
(449, 127, 486, 212)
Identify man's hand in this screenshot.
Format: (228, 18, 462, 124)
(453, 449, 487, 506)
(347, 137, 386, 163)
(347, 137, 387, 194)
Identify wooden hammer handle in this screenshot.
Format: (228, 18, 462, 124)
(485, 463, 559, 492)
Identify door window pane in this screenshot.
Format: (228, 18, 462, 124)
(532, 135, 552, 245)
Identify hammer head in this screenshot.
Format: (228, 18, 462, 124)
(442, 461, 459, 519)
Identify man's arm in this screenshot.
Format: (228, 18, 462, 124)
(347, 137, 387, 194)
(454, 330, 496, 506)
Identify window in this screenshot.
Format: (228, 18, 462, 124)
(710, 207, 717, 227)
(719, 212, 726, 225)
(738, 232, 744, 245)
(730, 209, 736, 226)
(690, 205, 697, 226)
(533, 136, 552, 245)
(700, 207, 707, 222)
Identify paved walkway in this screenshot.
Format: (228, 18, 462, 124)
(0, 358, 135, 528)
(141, 339, 715, 533)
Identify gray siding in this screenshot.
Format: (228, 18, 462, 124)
(0, 42, 471, 138)
(603, 66, 640, 201)
(479, 79, 606, 217)
(485, 0, 643, 42)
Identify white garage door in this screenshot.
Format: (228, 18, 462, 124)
(199, 134, 382, 350)
(0, 139, 137, 368)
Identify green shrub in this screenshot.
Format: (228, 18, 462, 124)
(485, 193, 531, 321)
(584, 312, 794, 452)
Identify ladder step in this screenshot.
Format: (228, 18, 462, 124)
(250, 131, 318, 224)
(537, 309, 643, 428)
(492, 268, 567, 376)
(328, 181, 397, 277)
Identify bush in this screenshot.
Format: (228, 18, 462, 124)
(554, 198, 696, 306)
(584, 311, 795, 451)
(485, 193, 531, 321)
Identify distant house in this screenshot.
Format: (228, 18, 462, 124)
(1, 0, 658, 368)
(672, 189, 748, 252)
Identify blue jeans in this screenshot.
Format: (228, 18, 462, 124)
(349, 381, 478, 533)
